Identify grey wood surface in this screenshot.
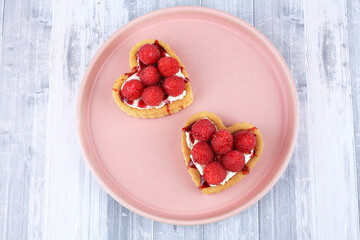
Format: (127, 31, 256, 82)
(0, 0, 359, 239)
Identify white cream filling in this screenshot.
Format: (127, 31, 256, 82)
(185, 129, 253, 187)
(121, 53, 187, 109)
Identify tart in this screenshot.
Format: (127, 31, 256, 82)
(181, 111, 264, 194)
(112, 39, 193, 118)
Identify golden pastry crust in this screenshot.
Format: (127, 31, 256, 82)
(181, 111, 264, 194)
(112, 39, 193, 118)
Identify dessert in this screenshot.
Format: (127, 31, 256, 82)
(112, 39, 193, 118)
(181, 111, 263, 194)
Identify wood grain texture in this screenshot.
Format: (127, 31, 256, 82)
(254, 0, 312, 239)
(347, 0, 360, 229)
(0, 0, 359, 239)
(102, 2, 133, 239)
(0, 0, 51, 239)
(0, 0, 4, 59)
(44, 0, 108, 239)
(304, 0, 358, 239)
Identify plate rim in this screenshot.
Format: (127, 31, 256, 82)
(77, 6, 299, 225)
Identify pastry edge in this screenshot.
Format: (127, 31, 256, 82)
(181, 111, 264, 194)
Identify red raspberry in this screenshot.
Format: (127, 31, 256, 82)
(162, 76, 185, 97)
(120, 80, 144, 101)
(233, 130, 256, 154)
(203, 162, 227, 185)
(191, 141, 214, 164)
(141, 86, 164, 106)
(222, 150, 245, 172)
(157, 57, 180, 77)
(138, 44, 160, 65)
(139, 65, 161, 86)
(214, 154, 224, 164)
(211, 129, 233, 154)
(191, 119, 217, 141)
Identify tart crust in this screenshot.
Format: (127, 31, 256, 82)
(181, 111, 264, 194)
(112, 39, 193, 118)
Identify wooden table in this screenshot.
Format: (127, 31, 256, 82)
(1, 0, 359, 239)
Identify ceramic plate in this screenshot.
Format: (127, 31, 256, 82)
(77, 7, 299, 225)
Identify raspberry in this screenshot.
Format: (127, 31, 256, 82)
(191, 119, 217, 141)
(233, 130, 256, 154)
(157, 57, 180, 77)
(120, 80, 144, 101)
(211, 129, 233, 154)
(138, 44, 160, 65)
(141, 86, 164, 106)
(192, 141, 214, 164)
(139, 65, 161, 86)
(222, 150, 245, 172)
(162, 76, 185, 97)
(214, 154, 224, 164)
(203, 162, 227, 185)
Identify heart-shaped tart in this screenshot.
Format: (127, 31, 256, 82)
(181, 112, 263, 194)
(112, 39, 193, 118)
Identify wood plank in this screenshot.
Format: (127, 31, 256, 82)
(201, 0, 253, 24)
(254, 0, 313, 239)
(0, 0, 52, 239)
(103, 1, 155, 239)
(0, 0, 4, 58)
(154, 225, 203, 240)
(121, 1, 156, 238)
(101, 0, 152, 239)
(104, 0, 129, 39)
(288, 2, 312, 238)
(102, 1, 134, 239)
(106, 198, 131, 239)
(198, 1, 259, 240)
(303, 0, 358, 239)
(156, 0, 201, 8)
(347, 0, 360, 229)
(203, 205, 259, 240)
(44, 0, 110, 239)
(121, 0, 153, 228)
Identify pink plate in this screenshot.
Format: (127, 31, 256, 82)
(77, 7, 298, 225)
